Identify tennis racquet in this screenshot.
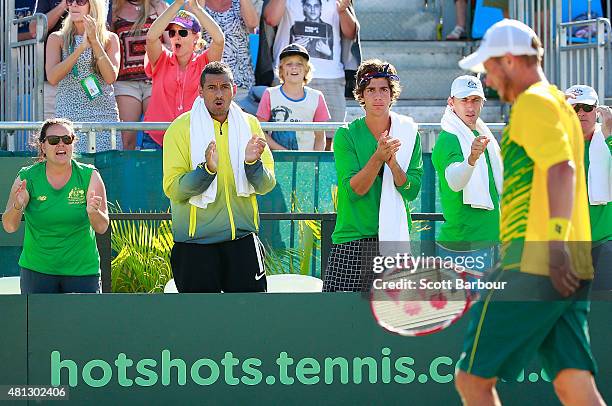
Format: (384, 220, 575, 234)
(370, 257, 481, 336)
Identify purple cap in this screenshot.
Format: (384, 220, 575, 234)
(167, 10, 201, 33)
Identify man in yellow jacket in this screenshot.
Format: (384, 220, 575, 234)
(163, 61, 276, 293)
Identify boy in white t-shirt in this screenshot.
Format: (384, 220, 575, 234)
(257, 43, 331, 150)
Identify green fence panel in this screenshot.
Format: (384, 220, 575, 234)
(0, 151, 442, 277)
(88, 150, 169, 212)
(0, 296, 28, 387)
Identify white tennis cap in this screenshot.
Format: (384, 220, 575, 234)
(565, 85, 599, 105)
(451, 75, 486, 99)
(459, 19, 542, 73)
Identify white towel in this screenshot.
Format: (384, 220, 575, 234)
(188, 97, 255, 209)
(440, 106, 503, 210)
(378, 112, 418, 256)
(588, 125, 612, 205)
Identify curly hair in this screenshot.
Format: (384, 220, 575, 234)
(35, 118, 76, 162)
(353, 59, 402, 107)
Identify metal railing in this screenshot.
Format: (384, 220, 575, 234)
(9, 14, 47, 124)
(511, 0, 611, 103)
(1, 11, 47, 150)
(0, 0, 12, 128)
(0, 121, 508, 153)
(559, 17, 611, 101)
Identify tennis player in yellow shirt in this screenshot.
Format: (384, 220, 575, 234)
(453, 19, 604, 405)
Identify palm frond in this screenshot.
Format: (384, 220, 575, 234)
(109, 203, 174, 293)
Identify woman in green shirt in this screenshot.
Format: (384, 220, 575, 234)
(2, 118, 110, 293)
(323, 60, 423, 292)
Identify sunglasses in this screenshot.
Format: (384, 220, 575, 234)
(67, 0, 89, 6)
(573, 103, 595, 113)
(45, 135, 74, 145)
(168, 29, 190, 38)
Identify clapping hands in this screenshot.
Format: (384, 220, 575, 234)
(374, 130, 401, 165)
(245, 134, 267, 163)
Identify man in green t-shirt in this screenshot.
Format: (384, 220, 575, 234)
(323, 59, 423, 292)
(565, 84, 612, 295)
(432, 75, 503, 277)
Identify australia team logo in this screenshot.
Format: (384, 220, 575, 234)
(67, 187, 86, 205)
(570, 88, 584, 97)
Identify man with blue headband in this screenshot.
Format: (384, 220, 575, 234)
(323, 59, 423, 292)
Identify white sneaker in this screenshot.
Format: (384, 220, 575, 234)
(446, 25, 466, 40)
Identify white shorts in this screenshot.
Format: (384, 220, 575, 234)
(113, 80, 152, 102)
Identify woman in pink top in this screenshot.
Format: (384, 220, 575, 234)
(144, 0, 224, 147)
(112, 0, 169, 149)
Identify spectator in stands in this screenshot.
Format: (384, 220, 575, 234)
(45, 0, 122, 152)
(162, 62, 275, 292)
(323, 60, 423, 292)
(143, 0, 224, 148)
(204, 0, 259, 101)
(112, 0, 169, 150)
(446, 0, 468, 40)
(432, 75, 502, 283)
(30, 0, 113, 119)
(2, 118, 108, 293)
(565, 85, 612, 295)
(262, 0, 360, 150)
(256, 43, 330, 150)
(15, 0, 36, 42)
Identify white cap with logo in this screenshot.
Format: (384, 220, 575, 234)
(451, 75, 486, 99)
(565, 85, 599, 106)
(459, 19, 543, 73)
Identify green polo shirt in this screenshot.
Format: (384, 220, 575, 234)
(584, 136, 612, 244)
(432, 129, 500, 245)
(332, 117, 424, 245)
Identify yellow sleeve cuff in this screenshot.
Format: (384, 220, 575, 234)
(244, 159, 260, 165)
(204, 163, 217, 175)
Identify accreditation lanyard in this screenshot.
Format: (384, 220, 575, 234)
(69, 43, 103, 101)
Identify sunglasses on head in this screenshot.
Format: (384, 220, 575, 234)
(168, 29, 190, 38)
(573, 103, 595, 113)
(67, 0, 89, 6)
(45, 135, 74, 145)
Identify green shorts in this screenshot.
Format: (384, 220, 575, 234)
(456, 269, 597, 380)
